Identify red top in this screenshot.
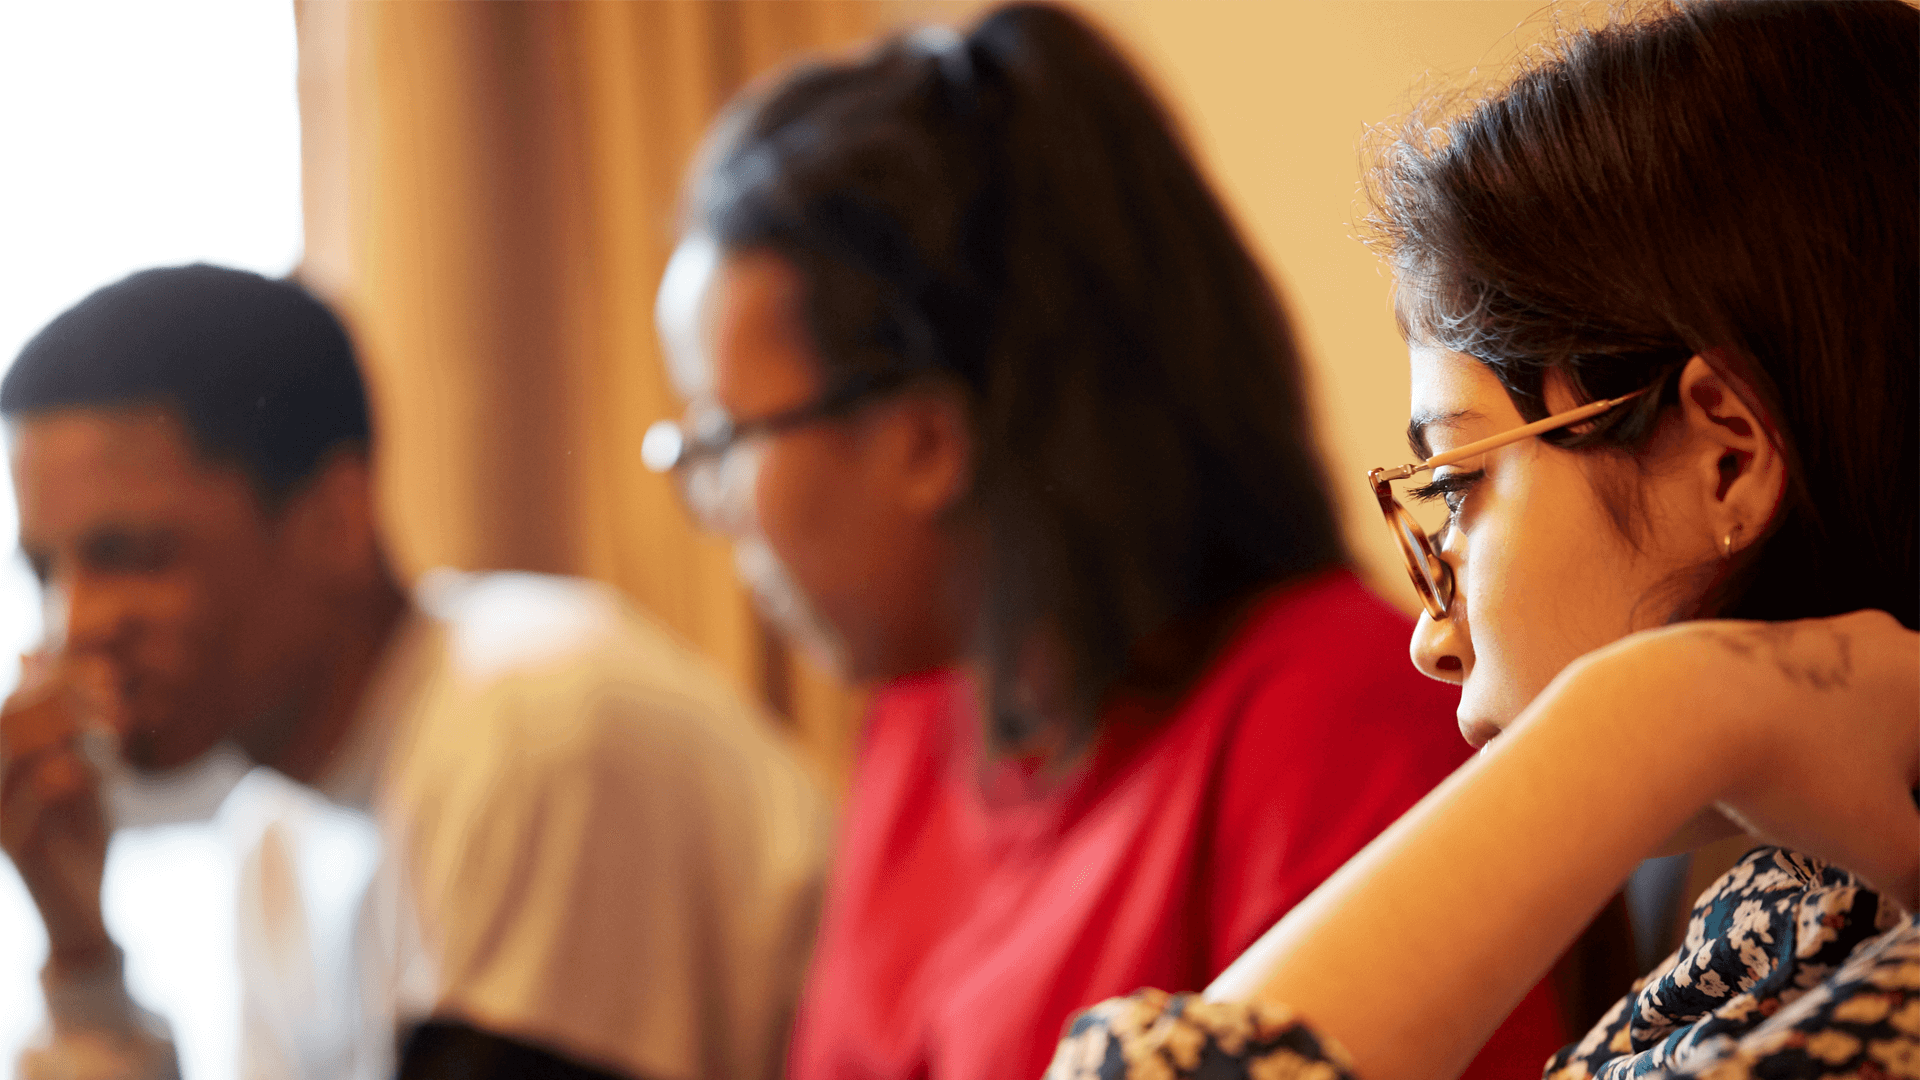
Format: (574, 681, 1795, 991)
(788, 570, 1566, 1080)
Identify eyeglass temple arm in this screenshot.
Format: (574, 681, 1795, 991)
(1375, 389, 1648, 483)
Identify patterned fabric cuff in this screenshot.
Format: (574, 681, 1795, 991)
(1046, 988, 1358, 1080)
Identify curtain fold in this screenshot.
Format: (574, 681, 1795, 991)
(294, 1, 916, 790)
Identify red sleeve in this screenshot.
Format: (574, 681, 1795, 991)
(1202, 594, 1469, 973)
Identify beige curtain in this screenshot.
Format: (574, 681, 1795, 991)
(293, 1, 924, 791)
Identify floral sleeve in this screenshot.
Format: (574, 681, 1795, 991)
(1661, 917, 1920, 1079)
(1548, 847, 1917, 1080)
(1044, 988, 1357, 1080)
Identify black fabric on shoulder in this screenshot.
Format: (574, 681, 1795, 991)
(397, 1020, 641, 1080)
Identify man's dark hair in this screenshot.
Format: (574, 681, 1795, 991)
(1, 263, 371, 504)
(690, 2, 1347, 754)
(1367, 0, 1918, 630)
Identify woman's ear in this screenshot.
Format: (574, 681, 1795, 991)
(1674, 354, 1786, 555)
(883, 384, 974, 520)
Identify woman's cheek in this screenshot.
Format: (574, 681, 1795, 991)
(752, 450, 822, 580)
(1454, 506, 1553, 725)
(1451, 530, 1509, 723)
(1495, 509, 1629, 721)
(753, 439, 869, 622)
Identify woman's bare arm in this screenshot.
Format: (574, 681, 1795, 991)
(1207, 610, 1919, 1080)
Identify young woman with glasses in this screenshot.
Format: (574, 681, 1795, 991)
(1049, 2, 1919, 1077)
(646, 4, 1567, 1079)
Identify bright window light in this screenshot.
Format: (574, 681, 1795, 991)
(0, 1, 303, 1077)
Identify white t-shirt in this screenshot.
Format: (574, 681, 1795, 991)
(18, 570, 833, 1080)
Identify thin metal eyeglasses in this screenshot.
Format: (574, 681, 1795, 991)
(1369, 388, 1647, 620)
(642, 370, 911, 529)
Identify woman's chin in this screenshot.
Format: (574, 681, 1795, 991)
(1455, 680, 1526, 750)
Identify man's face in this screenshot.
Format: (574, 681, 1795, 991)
(11, 407, 309, 770)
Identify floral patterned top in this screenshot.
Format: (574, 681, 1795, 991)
(1046, 847, 1920, 1080)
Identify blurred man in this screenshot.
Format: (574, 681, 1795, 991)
(0, 265, 829, 1080)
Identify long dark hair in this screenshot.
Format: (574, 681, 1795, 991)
(1369, 0, 1918, 629)
(688, 2, 1345, 753)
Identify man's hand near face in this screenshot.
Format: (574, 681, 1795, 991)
(0, 655, 114, 971)
(2, 655, 177, 1080)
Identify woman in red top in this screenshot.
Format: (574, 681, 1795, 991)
(646, 5, 1564, 1078)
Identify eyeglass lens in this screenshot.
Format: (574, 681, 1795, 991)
(680, 438, 765, 534)
(1387, 498, 1453, 618)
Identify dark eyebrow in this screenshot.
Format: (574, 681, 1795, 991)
(1406, 409, 1483, 460)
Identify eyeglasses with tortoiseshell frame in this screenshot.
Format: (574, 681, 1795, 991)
(1368, 389, 1648, 620)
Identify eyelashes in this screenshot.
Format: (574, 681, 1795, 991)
(1408, 469, 1485, 515)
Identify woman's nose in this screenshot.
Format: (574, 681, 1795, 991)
(1410, 603, 1471, 685)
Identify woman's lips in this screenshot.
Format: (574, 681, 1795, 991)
(1459, 717, 1502, 750)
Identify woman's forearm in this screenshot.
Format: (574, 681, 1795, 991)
(1208, 648, 1747, 1080)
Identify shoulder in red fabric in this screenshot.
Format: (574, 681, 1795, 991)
(789, 570, 1566, 1080)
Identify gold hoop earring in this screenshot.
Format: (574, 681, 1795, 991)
(1722, 523, 1742, 560)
